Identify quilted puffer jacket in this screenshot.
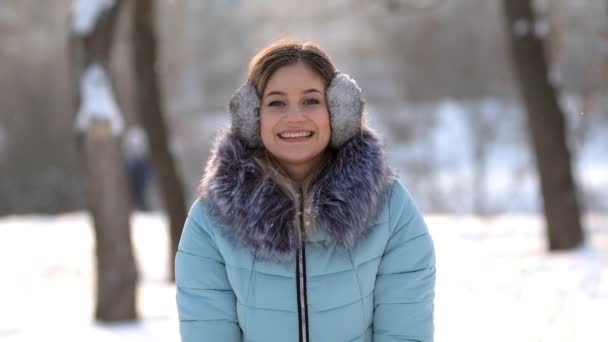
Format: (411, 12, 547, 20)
(175, 128, 436, 342)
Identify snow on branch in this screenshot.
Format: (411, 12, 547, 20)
(71, 0, 115, 35)
(74, 64, 124, 135)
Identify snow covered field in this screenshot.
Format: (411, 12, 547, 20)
(0, 212, 607, 341)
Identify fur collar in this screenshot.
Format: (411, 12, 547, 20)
(198, 127, 395, 262)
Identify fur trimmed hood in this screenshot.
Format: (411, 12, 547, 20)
(198, 127, 395, 262)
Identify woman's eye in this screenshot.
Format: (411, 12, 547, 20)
(303, 98, 320, 105)
(268, 100, 284, 107)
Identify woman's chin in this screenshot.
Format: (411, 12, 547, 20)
(274, 152, 323, 167)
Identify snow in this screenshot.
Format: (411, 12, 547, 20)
(74, 64, 124, 136)
(71, 0, 115, 35)
(0, 212, 176, 341)
(431, 214, 608, 342)
(1, 212, 607, 341)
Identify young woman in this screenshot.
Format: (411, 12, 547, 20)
(175, 39, 436, 342)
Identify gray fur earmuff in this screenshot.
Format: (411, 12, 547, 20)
(228, 71, 364, 149)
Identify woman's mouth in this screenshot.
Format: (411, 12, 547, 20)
(277, 130, 314, 142)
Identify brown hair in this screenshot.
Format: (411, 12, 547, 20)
(248, 38, 337, 96)
(248, 39, 337, 239)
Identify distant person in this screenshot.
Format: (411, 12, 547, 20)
(124, 126, 152, 211)
(175, 39, 436, 341)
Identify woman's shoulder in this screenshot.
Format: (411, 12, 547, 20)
(386, 178, 416, 209)
(185, 198, 223, 236)
(384, 178, 426, 233)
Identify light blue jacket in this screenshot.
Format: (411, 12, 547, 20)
(175, 179, 436, 341)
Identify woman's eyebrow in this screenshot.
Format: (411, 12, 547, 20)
(264, 88, 321, 97)
(265, 90, 285, 97)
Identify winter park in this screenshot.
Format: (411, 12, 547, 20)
(1, 0, 608, 341)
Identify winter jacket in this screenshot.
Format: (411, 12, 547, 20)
(175, 127, 436, 341)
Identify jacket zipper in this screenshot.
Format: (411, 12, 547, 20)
(296, 188, 309, 342)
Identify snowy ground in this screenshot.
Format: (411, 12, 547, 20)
(0, 212, 607, 341)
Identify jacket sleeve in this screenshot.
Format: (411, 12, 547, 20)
(373, 181, 436, 342)
(175, 200, 242, 342)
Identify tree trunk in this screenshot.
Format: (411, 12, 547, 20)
(83, 123, 138, 321)
(502, 0, 584, 250)
(69, 0, 138, 321)
(131, 0, 187, 281)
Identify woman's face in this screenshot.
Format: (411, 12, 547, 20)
(259, 62, 331, 172)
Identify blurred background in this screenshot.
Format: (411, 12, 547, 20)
(0, 0, 607, 341)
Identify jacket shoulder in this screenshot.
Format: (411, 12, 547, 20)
(187, 198, 211, 220)
(386, 179, 427, 235)
(386, 179, 414, 212)
(184, 199, 224, 241)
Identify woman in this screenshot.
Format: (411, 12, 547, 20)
(175, 39, 436, 342)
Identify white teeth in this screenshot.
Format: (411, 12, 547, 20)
(279, 131, 313, 138)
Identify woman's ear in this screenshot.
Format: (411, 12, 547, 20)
(228, 80, 261, 148)
(327, 72, 365, 148)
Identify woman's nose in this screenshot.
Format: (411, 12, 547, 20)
(285, 105, 305, 121)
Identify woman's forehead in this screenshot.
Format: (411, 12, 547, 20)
(263, 63, 326, 96)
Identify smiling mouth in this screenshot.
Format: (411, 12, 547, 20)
(277, 131, 314, 140)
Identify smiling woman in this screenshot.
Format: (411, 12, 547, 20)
(175, 39, 436, 342)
